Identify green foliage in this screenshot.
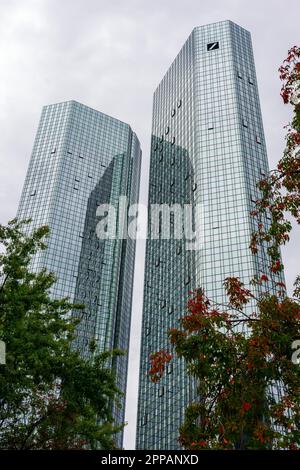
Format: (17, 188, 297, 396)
(0, 219, 123, 449)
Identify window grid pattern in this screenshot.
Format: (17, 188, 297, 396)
(137, 21, 284, 450)
(17, 101, 142, 447)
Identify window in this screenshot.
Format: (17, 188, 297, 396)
(165, 126, 169, 135)
(192, 182, 197, 192)
(207, 41, 219, 51)
(171, 108, 176, 117)
(168, 305, 174, 315)
(237, 71, 243, 79)
(208, 124, 214, 130)
(248, 77, 254, 85)
(30, 190, 36, 196)
(177, 99, 182, 108)
(256, 135, 262, 144)
(185, 275, 191, 285)
(51, 148, 56, 154)
(242, 119, 248, 128)
(171, 136, 175, 145)
(158, 387, 164, 397)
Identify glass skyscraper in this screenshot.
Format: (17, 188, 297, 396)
(137, 20, 279, 450)
(17, 100, 141, 446)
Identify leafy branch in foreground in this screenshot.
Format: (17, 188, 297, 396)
(0, 218, 123, 449)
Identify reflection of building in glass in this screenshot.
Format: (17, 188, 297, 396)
(17, 100, 141, 447)
(137, 136, 197, 450)
(137, 20, 281, 450)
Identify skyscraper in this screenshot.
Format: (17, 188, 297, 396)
(137, 20, 277, 450)
(17, 100, 141, 446)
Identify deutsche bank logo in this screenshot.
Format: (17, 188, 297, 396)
(207, 41, 219, 51)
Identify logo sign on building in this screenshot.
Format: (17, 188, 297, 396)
(207, 41, 219, 51)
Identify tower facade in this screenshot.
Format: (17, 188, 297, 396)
(137, 21, 276, 449)
(17, 100, 141, 446)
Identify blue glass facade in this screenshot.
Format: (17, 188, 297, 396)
(137, 21, 280, 450)
(17, 100, 141, 446)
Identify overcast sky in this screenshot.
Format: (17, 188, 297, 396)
(0, 0, 299, 450)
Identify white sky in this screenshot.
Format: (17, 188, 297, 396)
(0, 0, 299, 449)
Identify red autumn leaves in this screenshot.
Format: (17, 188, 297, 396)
(241, 402, 252, 413)
(251, 46, 300, 269)
(149, 350, 172, 383)
(279, 46, 300, 104)
(223, 277, 254, 310)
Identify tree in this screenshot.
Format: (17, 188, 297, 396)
(0, 219, 123, 449)
(250, 46, 300, 268)
(149, 47, 300, 450)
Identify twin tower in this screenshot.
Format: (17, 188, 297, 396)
(17, 21, 272, 449)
